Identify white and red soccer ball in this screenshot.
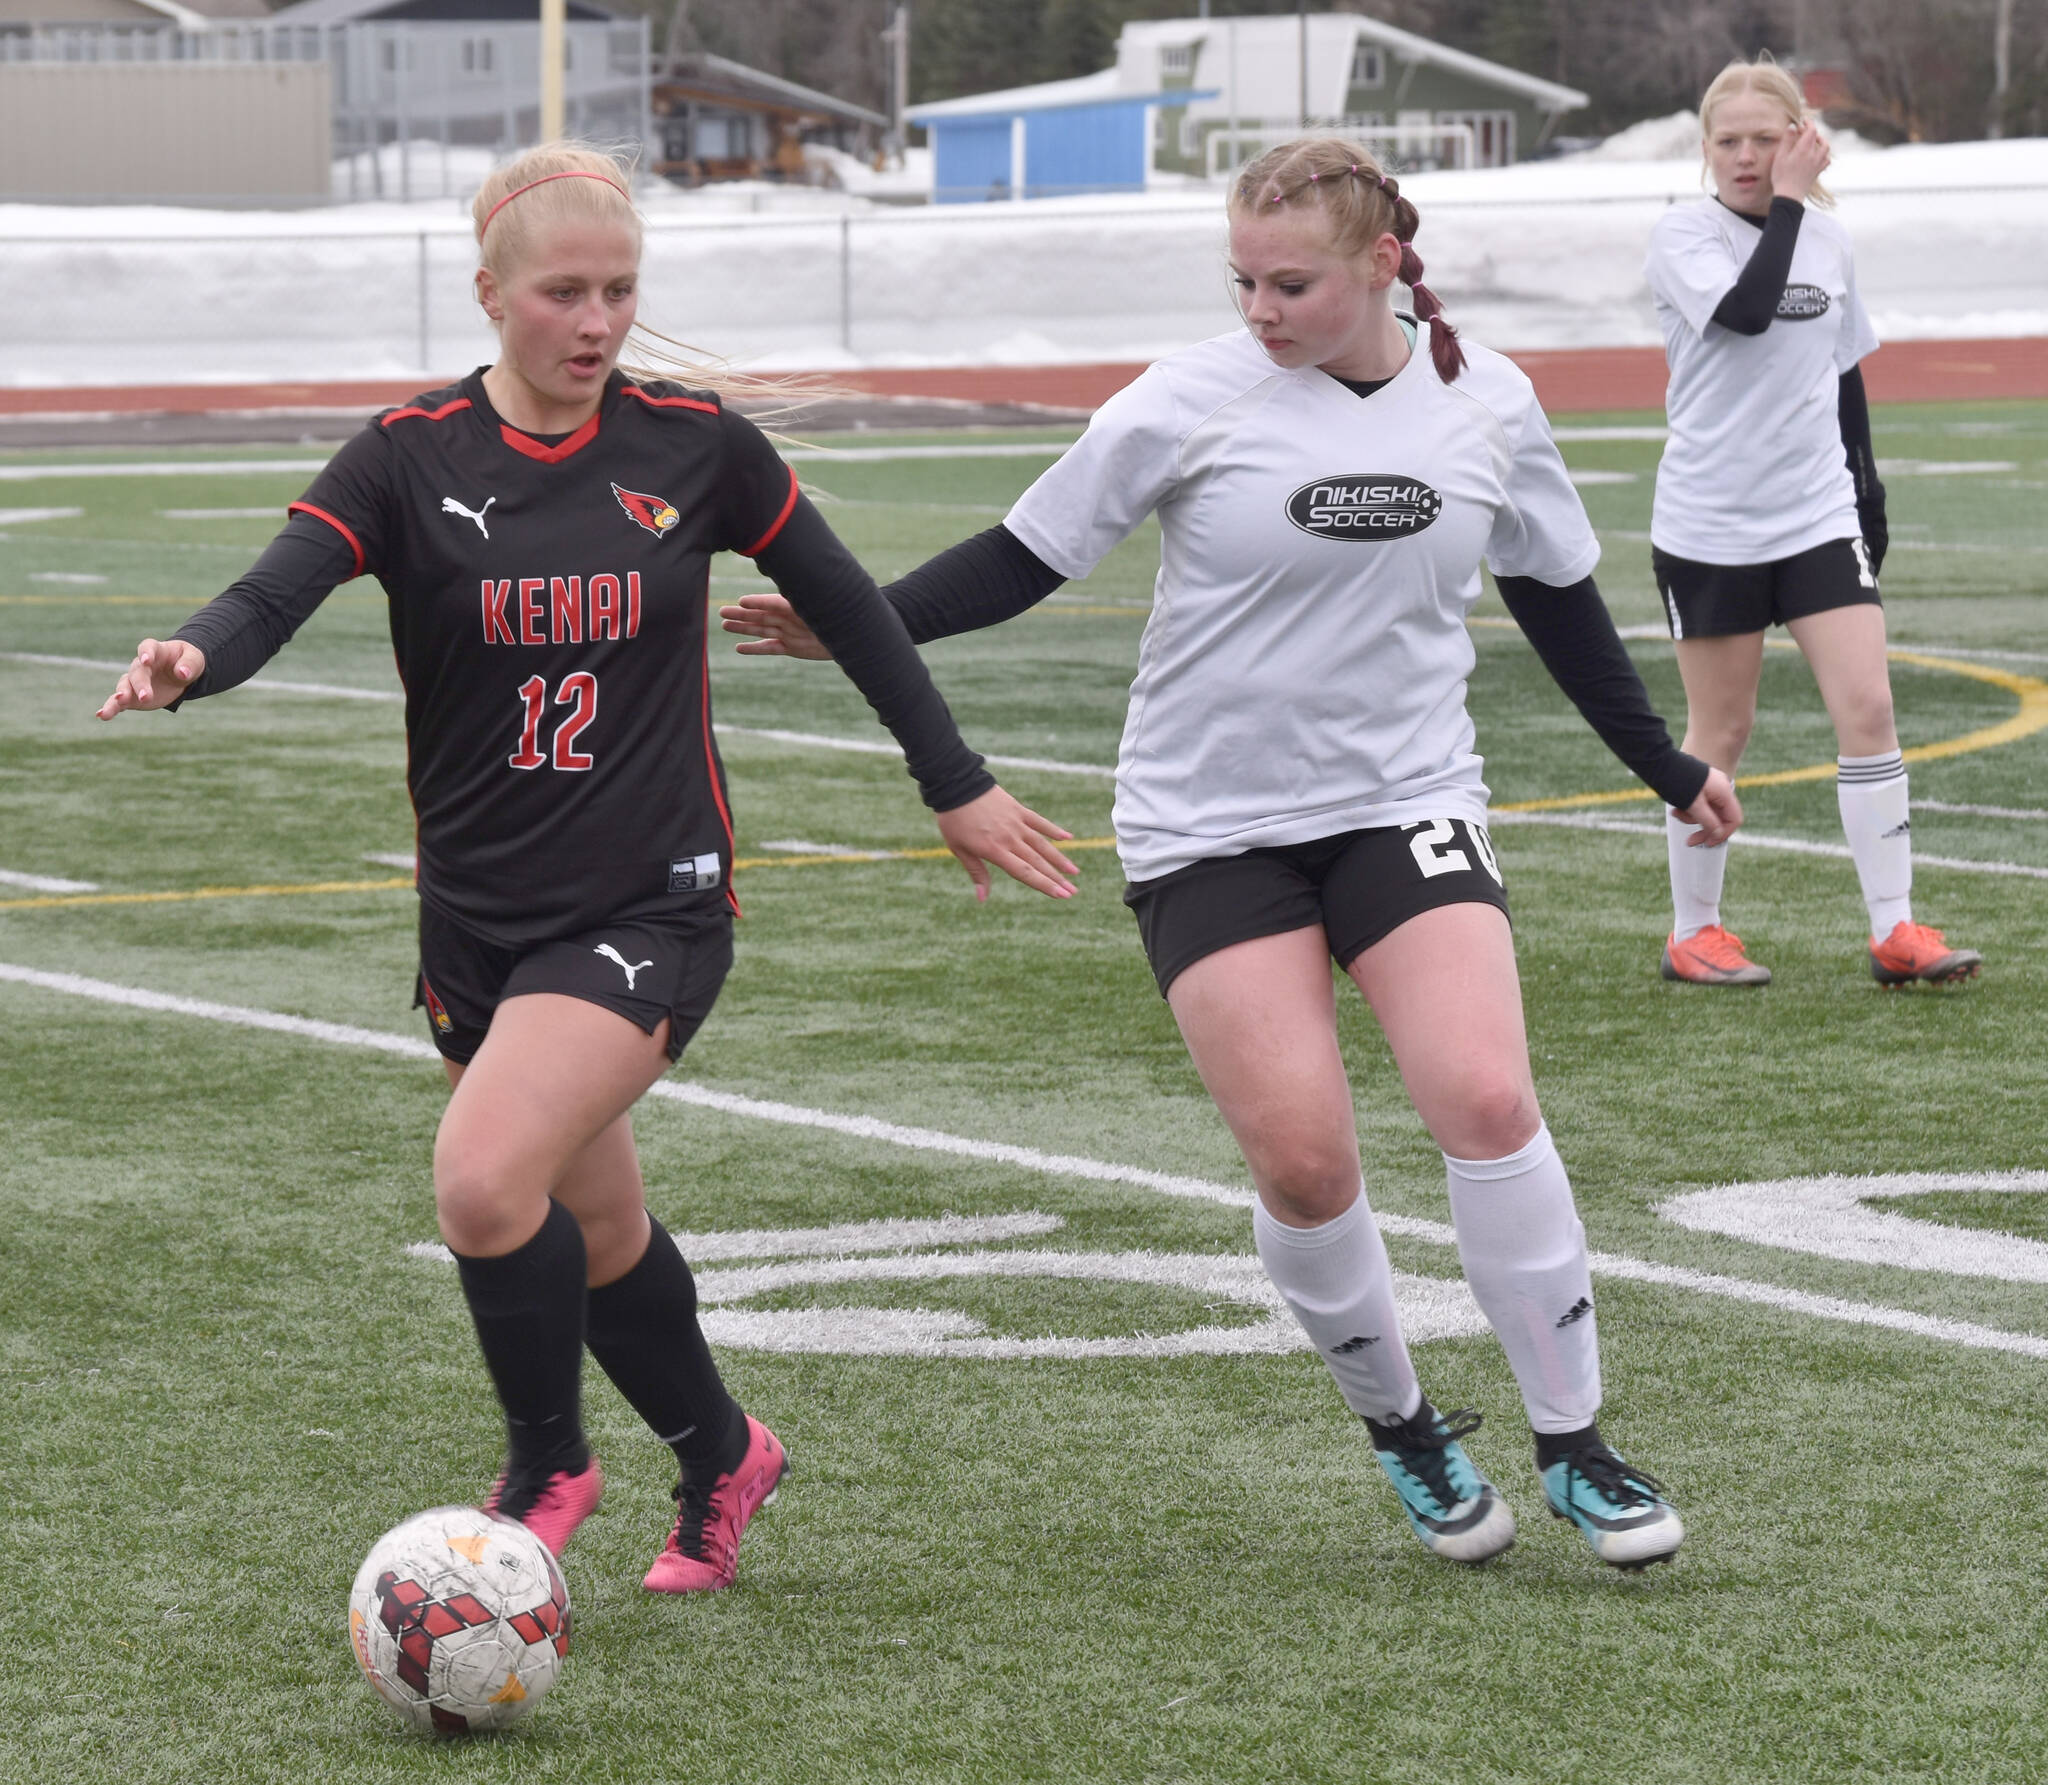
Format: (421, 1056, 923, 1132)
(348, 1506, 570, 1734)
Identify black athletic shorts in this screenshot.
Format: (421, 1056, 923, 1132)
(1123, 820, 1511, 998)
(1652, 536, 1881, 640)
(415, 900, 734, 1066)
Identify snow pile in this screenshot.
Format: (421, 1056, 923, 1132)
(804, 144, 932, 203)
(2, 137, 2043, 386)
(1566, 109, 1891, 164)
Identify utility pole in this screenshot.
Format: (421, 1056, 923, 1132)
(881, 4, 909, 166)
(1990, 0, 2013, 138)
(1298, 0, 1307, 131)
(540, 0, 566, 142)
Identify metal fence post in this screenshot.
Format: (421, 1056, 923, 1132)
(417, 230, 430, 372)
(839, 211, 852, 353)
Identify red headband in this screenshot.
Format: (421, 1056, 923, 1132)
(480, 169, 630, 238)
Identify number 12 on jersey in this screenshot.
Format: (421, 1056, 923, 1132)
(510, 673, 598, 771)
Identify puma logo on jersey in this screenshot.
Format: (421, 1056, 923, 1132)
(1776, 283, 1831, 320)
(612, 482, 681, 538)
(443, 495, 496, 537)
(1287, 474, 1443, 540)
(593, 944, 654, 990)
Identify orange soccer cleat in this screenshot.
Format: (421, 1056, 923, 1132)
(1660, 924, 1772, 986)
(1869, 920, 1982, 987)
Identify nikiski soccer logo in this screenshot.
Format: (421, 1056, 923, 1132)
(1286, 474, 1443, 540)
(611, 482, 681, 538)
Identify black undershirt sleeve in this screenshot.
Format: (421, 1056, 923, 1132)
(169, 512, 360, 701)
(1709, 196, 1804, 335)
(1493, 572, 1711, 811)
(1837, 364, 1888, 572)
(752, 496, 996, 812)
(880, 524, 1067, 644)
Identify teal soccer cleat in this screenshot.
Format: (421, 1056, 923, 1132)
(1362, 1403, 1516, 1565)
(1540, 1441, 1684, 1570)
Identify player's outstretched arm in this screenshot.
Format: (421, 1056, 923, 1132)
(935, 785, 1078, 902)
(97, 638, 208, 719)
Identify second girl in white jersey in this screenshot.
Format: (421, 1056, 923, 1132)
(1646, 56, 1980, 988)
(726, 137, 1741, 1570)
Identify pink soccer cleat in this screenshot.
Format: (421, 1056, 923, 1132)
(643, 1416, 788, 1594)
(483, 1455, 604, 1557)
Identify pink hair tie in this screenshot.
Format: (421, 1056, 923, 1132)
(481, 169, 629, 238)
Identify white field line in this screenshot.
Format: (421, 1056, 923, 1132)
(5, 957, 2047, 1362)
(159, 507, 285, 520)
(0, 868, 98, 893)
(1915, 798, 2048, 820)
(0, 506, 83, 524)
(1494, 809, 2048, 880)
(1876, 459, 2019, 475)
(363, 852, 417, 869)
(1552, 426, 1669, 442)
(29, 572, 106, 585)
(758, 838, 891, 857)
(1, 649, 403, 702)
(1565, 469, 1635, 486)
(0, 460, 331, 482)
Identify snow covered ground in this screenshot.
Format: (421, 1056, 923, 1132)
(0, 131, 2042, 388)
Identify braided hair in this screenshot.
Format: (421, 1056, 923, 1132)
(1228, 137, 1466, 383)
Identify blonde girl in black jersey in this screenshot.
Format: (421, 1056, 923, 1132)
(98, 141, 1078, 1595)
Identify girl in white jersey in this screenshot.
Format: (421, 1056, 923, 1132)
(1646, 57, 1980, 989)
(724, 136, 1744, 1572)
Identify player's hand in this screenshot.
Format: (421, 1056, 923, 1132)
(719, 592, 832, 660)
(935, 785, 1078, 902)
(1673, 768, 1742, 847)
(97, 638, 206, 719)
(1771, 119, 1831, 202)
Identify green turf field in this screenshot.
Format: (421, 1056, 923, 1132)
(4, 402, 2047, 1783)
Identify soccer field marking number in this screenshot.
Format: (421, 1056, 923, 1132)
(410, 1209, 1485, 1359)
(8, 959, 2048, 1365)
(1658, 1172, 2048, 1283)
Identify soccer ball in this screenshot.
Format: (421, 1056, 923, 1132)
(347, 1506, 570, 1734)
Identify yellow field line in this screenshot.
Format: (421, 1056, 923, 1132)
(1498, 643, 2048, 813)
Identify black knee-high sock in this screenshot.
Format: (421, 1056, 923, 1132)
(453, 1197, 589, 1480)
(585, 1215, 747, 1481)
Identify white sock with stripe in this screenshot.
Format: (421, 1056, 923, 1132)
(1666, 811, 1728, 941)
(1837, 751, 1912, 937)
(1443, 1125, 1601, 1435)
(1253, 1193, 1422, 1422)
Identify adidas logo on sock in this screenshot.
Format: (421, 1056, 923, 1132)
(1554, 1296, 1594, 1330)
(1882, 819, 1911, 838)
(1330, 1334, 1381, 1355)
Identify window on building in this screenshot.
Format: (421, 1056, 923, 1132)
(1349, 44, 1384, 88)
(1436, 109, 1515, 168)
(460, 37, 494, 75)
(1160, 44, 1192, 76)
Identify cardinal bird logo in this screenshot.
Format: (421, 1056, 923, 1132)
(612, 482, 681, 538)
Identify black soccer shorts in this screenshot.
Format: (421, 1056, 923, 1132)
(1123, 820, 1511, 998)
(415, 900, 733, 1066)
(1651, 536, 1881, 640)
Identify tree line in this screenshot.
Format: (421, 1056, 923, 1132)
(630, 0, 2048, 144)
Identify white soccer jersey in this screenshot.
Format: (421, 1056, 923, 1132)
(1646, 200, 1879, 565)
(1004, 323, 1600, 883)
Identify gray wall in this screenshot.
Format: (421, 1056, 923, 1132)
(0, 62, 332, 199)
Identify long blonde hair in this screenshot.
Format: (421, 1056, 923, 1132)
(473, 140, 818, 412)
(1226, 135, 1465, 381)
(1699, 55, 1835, 208)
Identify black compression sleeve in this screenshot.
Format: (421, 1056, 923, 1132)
(1710, 197, 1804, 335)
(1494, 572, 1710, 810)
(1838, 366, 1888, 570)
(169, 512, 359, 701)
(881, 525, 1068, 644)
(753, 495, 995, 811)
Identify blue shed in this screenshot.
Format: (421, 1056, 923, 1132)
(908, 70, 1215, 203)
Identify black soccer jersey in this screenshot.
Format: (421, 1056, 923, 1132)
(173, 369, 991, 946)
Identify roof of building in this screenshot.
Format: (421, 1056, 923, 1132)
(266, 0, 615, 24)
(906, 68, 1215, 124)
(658, 51, 888, 129)
(1119, 12, 1586, 114)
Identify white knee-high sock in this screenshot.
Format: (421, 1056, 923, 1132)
(1837, 751, 1912, 937)
(1443, 1125, 1601, 1434)
(1253, 1193, 1422, 1422)
(1666, 811, 1729, 940)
